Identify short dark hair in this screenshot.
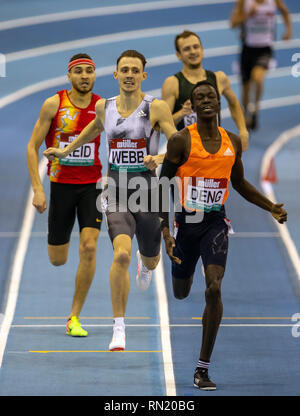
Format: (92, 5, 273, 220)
(190, 80, 220, 105)
(69, 53, 93, 63)
(116, 50, 147, 69)
(175, 30, 202, 52)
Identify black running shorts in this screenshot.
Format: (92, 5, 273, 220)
(48, 182, 102, 246)
(171, 209, 229, 279)
(241, 45, 272, 84)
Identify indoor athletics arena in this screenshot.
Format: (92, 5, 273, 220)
(0, 0, 299, 400)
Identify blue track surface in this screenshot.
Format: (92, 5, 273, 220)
(0, 0, 300, 398)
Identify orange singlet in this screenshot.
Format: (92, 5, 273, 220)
(176, 123, 236, 213)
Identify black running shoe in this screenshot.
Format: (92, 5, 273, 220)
(246, 114, 253, 130)
(194, 368, 216, 391)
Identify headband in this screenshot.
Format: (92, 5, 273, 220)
(68, 58, 96, 71)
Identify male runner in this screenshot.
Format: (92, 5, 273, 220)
(27, 54, 102, 337)
(44, 50, 177, 351)
(230, 0, 292, 130)
(161, 30, 249, 151)
(158, 80, 287, 390)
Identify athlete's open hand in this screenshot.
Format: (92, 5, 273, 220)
(43, 147, 65, 161)
(32, 189, 47, 214)
(271, 203, 287, 224)
(162, 228, 181, 264)
(282, 29, 292, 41)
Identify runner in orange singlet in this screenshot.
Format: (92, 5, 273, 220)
(158, 80, 287, 390)
(27, 54, 102, 337)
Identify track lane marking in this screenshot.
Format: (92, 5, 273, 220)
(0, 1, 236, 31)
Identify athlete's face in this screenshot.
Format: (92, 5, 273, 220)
(191, 85, 219, 117)
(114, 57, 147, 92)
(68, 64, 96, 94)
(176, 35, 203, 69)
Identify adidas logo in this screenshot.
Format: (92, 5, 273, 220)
(136, 110, 147, 118)
(88, 111, 96, 115)
(224, 147, 234, 156)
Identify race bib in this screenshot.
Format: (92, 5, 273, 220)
(248, 15, 272, 35)
(109, 138, 148, 172)
(184, 112, 197, 127)
(59, 133, 95, 166)
(246, 14, 274, 46)
(185, 178, 228, 212)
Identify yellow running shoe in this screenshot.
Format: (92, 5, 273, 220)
(66, 316, 88, 337)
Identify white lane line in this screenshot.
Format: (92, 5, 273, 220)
(5, 19, 300, 63)
(260, 125, 300, 284)
(230, 232, 280, 237)
(9, 323, 295, 328)
(0, 76, 67, 109)
(5, 21, 230, 63)
(0, 3, 298, 32)
(1, 61, 294, 123)
(0, 59, 297, 111)
(0, 1, 236, 31)
(0, 65, 113, 109)
(154, 252, 176, 396)
(221, 95, 300, 119)
(0, 231, 280, 238)
(0, 158, 48, 368)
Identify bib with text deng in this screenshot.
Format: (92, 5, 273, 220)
(109, 138, 148, 172)
(59, 133, 95, 166)
(185, 177, 228, 212)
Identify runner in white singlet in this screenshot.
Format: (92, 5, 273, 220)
(44, 50, 177, 352)
(230, 0, 292, 130)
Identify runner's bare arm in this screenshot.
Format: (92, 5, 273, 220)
(230, 138, 287, 223)
(161, 76, 192, 126)
(43, 98, 105, 160)
(159, 130, 187, 227)
(144, 99, 178, 169)
(158, 131, 187, 264)
(230, 0, 251, 28)
(216, 71, 249, 151)
(152, 98, 177, 139)
(27, 94, 59, 213)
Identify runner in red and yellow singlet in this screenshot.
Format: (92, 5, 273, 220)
(27, 54, 103, 337)
(158, 80, 287, 390)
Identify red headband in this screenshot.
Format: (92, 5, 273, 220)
(68, 58, 96, 71)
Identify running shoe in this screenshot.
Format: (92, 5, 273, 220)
(66, 316, 88, 337)
(251, 113, 258, 130)
(194, 368, 216, 390)
(109, 326, 126, 351)
(136, 250, 152, 291)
